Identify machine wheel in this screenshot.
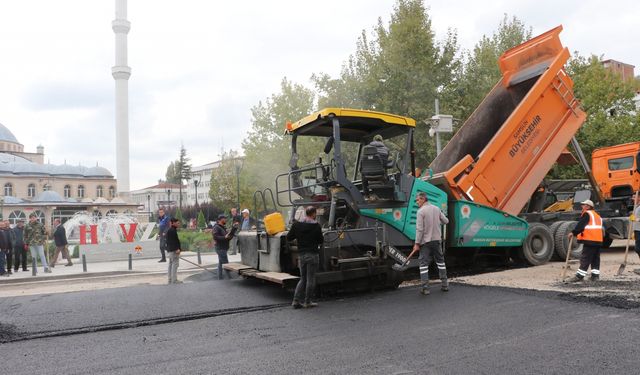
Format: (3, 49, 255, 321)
(554, 221, 583, 260)
(548, 221, 564, 260)
(516, 223, 554, 266)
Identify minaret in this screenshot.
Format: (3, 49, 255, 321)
(112, 0, 131, 195)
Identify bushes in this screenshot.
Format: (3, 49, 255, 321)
(177, 229, 212, 252)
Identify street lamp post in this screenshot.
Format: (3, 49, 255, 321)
(193, 177, 200, 208)
(234, 158, 244, 211)
(147, 193, 151, 221)
(167, 188, 172, 208)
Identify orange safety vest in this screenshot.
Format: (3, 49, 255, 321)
(577, 209, 603, 243)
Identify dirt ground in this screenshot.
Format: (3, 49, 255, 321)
(451, 249, 640, 309)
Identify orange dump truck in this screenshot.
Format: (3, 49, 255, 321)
(430, 26, 586, 217)
(592, 141, 640, 202)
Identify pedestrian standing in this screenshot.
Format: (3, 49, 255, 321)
(212, 214, 237, 280)
(24, 213, 51, 274)
(157, 208, 169, 263)
(240, 209, 255, 231)
(633, 193, 640, 273)
(287, 206, 323, 309)
(166, 218, 182, 284)
(12, 220, 28, 272)
(1, 221, 14, 275)
(50, 219, 73, 267)
(0, 221, 10, 276)
(567, 199, 603, 282)
(228, 208, 242, 255)
(414, 192, 449, 295)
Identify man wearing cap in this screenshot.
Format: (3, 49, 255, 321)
(12, 220, 27, 272)
(212, 214, 237, 280)
(369, 134, 390, 167)
(567, 199, 603, 282)
(228, 208, 242, 255)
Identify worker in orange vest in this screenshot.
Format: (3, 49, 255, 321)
(567, 199, 603, 282)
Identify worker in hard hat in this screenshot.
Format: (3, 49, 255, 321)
(567, 199, 603, 282)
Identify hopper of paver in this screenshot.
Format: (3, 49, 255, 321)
(429, 25, 586, 216)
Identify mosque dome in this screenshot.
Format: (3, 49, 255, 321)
(33, 190, 66, 202)
(0, 123, 19, 143)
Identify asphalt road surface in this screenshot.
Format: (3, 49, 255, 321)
(1, 274, 639, 374)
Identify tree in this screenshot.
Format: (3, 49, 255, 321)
(313, 0, 461, 166)
(548, 54, 640, 179)
(209, 149, 245, 210)
(165, 161, 180, 184)
(175, 144, 192, 209)
(196, 210, 206, 230)
(450, 15, 532, 121)
(241, 78, 320, 206)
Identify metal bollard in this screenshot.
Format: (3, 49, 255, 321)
(197, 249, 202, 265)
(82, 254, 87, 272)
(128, 253, 132, 270)
(32, 258, 37, 276)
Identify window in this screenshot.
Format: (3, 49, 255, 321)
(27, 183, 36, 198)
(43, 184, 51, 191)
(92, 210, 102, 220)
(106, 209, 118, 217)
(64, 185, 71, 198)
(97, 185, 104, 198)
(109, 186, 116, 198)
(4, 183, 12, 196)
(77, 185, 85, 198)
(608, 156, 634, 171)
(8, 210, 26, 225)
(32, 210, 45, 224)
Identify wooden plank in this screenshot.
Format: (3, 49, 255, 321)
(223, 263, 253, 272)
(254, 272, 299, 285)
(240, 269, 259, 277)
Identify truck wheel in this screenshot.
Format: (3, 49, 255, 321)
(548, 221, 564, 260)
(518, 223, 554, 266)
(554, 221, 583, 260)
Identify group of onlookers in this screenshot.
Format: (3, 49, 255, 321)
(0, 213, 72, 277)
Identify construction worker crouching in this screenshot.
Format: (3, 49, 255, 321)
(567, 199, 603, 282)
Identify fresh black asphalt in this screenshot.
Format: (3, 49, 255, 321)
(1, 274, 639, 374)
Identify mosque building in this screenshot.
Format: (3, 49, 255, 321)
(0, 123, 139, 226)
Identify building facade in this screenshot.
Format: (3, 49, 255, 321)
(0, 123, 139, 226)
(129, 182, 186, 217)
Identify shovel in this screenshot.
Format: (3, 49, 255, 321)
(392, 246, 420, 272)
(179, 256, 218, 275)
(561, 235, 574, 281)
(617, 190, 639, 276)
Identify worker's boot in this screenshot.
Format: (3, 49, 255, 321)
(565, 275, 584, 283)
(420, 284, 430, 295)
(441, 279, 449, 292)
(590, 274, 600, 282)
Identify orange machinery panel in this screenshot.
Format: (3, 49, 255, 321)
(429, 26, 587, 216)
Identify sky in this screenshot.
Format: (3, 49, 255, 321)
(0, 0, 638, 191)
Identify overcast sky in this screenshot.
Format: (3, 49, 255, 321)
(0, 0, 638, 191)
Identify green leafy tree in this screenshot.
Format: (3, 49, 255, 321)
(313, 0, 461, 166)
(209, 149, 245, 210)
(174, 207, 185, 226)
(241, 78, 321, 206)
(450, 15, 532, 121)
(165, 161, 180, 184)
(549, 54, 640, 179)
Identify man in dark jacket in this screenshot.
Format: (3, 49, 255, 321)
(0, 221, 10, 276)
(287, 206, 324, 308)
(12, 220, 27, 272)
(165, 218, 182, 284)
(50, 219, 73, 267)
(1, 221, 14, 275)
(213, 214, 237, 280)
(157, 208, 169, 263)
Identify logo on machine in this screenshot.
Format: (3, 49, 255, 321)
(393, 210, 402, 221)
(461, 204, 471, 219)
(509, 114, 542, 158)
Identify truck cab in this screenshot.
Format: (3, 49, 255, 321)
(592, 142, 640, 203)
